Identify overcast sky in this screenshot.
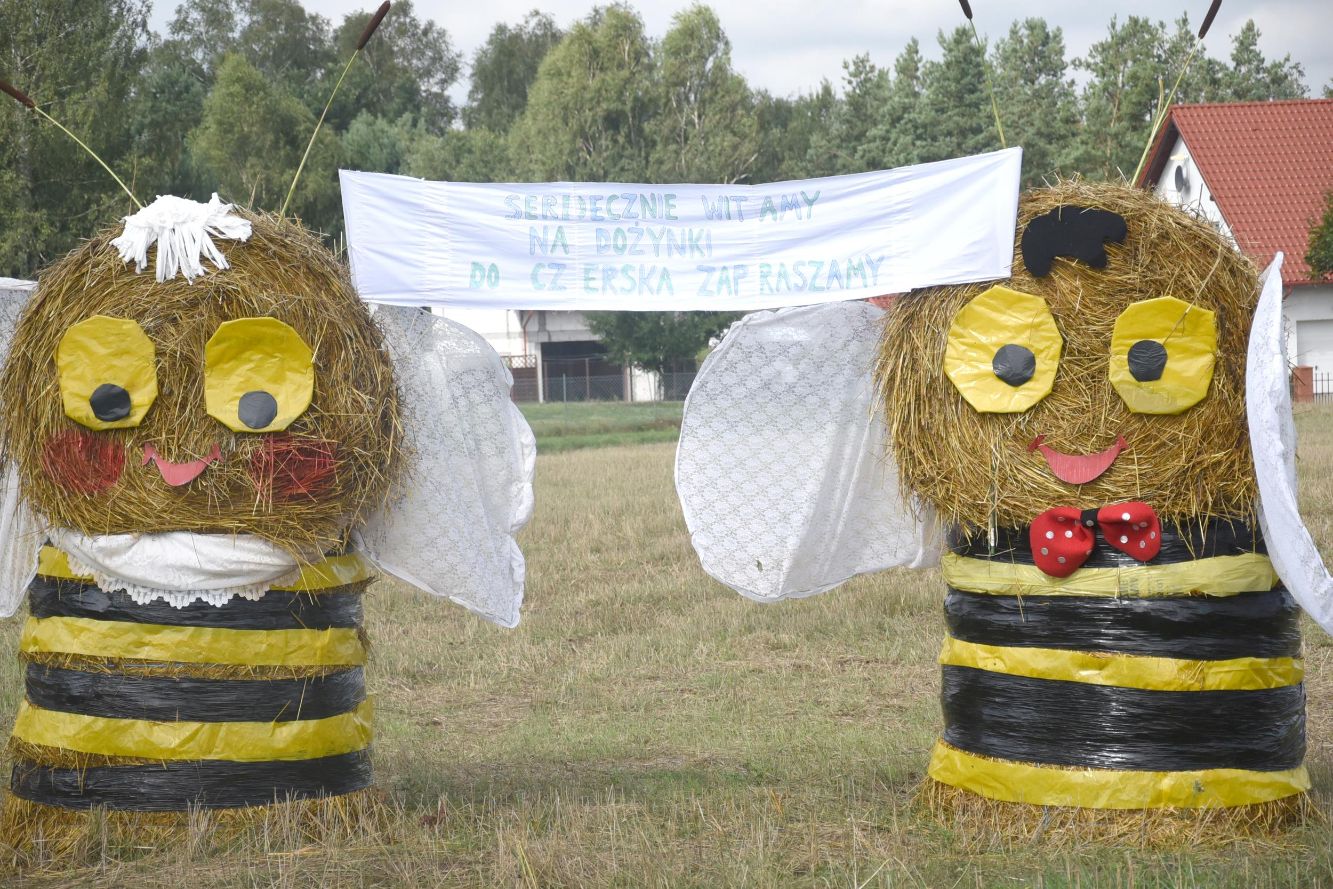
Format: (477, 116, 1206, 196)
(148, 1, 1332, 103)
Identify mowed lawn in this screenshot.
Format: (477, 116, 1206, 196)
(519, 401, 683, 452)
(4, 407, 1333, 886)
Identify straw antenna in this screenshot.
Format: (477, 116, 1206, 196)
(1132, 0, 1222, 184)
(280, 1, 391, 219)
(958, 0, 1006, 149)
(1, 78, 142, 209)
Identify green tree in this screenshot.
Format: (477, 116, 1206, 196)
(464, 11, 562, 133)
(188, 53, 340, 227)
(807, 54, 888, 175)
(650, 4, 758, 184)
(0, 0, 149, 277)
(331, 0, 461, 134)
(1070, 16, 1166, 180)
(993, 18, 1079, 186)
(508, 4, 654, 181)
(166, 0, 334, 103)
(584, 311, 737, 382)
(342, 112, 410, 174)
(1219, 21, 1306, 100)
(914, 26, 997, 163)
(404, 128, 512, 182)
(749, 83, 837, 182)
(860, 39, 927, 170)
(1308, 191, 1333, 281)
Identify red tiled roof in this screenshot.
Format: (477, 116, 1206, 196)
(1138, 99, 1333, 288)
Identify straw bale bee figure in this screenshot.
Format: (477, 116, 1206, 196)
(676, 180, 1331, 833)
(0, 195, 533, 846)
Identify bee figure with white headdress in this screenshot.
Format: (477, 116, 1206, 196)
(0, 3, 533, 855)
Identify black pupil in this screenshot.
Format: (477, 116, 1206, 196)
(89, 383, 131, 422)
(238, 390, 279, 429)
(1128, 340, 1168, 382)
(992, 344, 1036, 387)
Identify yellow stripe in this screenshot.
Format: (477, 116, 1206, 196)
(941, 552, 1278, 598)
(939, 637, 1301, 691)
(11, 699, 373, 762)
(928, 741, 1309, 809)
(19, 616, 366, 667)
(36, 546, 371, 592)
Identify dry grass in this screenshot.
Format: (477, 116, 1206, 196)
(1, 411, 1333, 885)
(880, 181, 1259, 531)
(0, 213, 400, 555)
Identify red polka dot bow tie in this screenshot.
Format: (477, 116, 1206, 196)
(1029, 502, 1161, 578)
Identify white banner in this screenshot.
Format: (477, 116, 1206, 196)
(341, 148, 1021, 311)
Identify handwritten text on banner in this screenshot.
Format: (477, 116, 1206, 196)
(340, 148, 1022, 311)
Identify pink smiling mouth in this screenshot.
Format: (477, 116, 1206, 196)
(1027, 434, 1127, 485)
(142, 443, 222, 486)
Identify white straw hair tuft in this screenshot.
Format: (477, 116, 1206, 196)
(111, 194, 252, 283)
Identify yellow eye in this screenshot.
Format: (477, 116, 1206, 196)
(944, 285, 1062, 413)
(56, 316, 158, 430)
(204, 318, 314, 433)
(1109, 296, 1216, 414)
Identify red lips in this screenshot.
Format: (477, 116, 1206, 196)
(1028, 434, 1127, 485)
(142, 442, 222, 486)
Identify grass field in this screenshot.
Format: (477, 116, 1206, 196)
(518, 401, 683, 452)
(5, 407, 1333, 886)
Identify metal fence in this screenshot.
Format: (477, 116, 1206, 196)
(1316, 372, 1333, 404)
(503, 355, 697, 403)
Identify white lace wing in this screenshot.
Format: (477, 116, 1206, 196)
(1248, 253, 1333, 635)
(360, 306, 536, 627)
(675, 300, 939, 603)
(0, 279, 42, 617)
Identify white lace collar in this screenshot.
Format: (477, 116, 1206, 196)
(45, 528, 318, 608)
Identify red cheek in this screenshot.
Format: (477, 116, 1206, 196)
(250, 435, 338, 502)
(40, 430, 126, 495)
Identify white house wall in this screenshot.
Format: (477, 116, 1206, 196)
(1286, 287, 1333, 374)
(1150, 134, 1234, 240)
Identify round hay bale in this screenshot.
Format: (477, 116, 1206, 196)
(1, 213, 400, 555)
(878, 180, 1258, 530)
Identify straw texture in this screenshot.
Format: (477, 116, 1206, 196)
(1, 213, 401, 555)
(879, 181, 1259, 531)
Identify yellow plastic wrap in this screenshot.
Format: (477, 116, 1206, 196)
(928, 741, 1309, 809)
(939, 637, 1302, 692)
(11, 699, 373, 762)
(941, 552, 1279, 598)
(36, 546, 370, 592)
(943, 286, 1062, 413)
(204, 317, 314, 432)
(19, 616, 366, 666)
(56, 315, 158, 429)
(1109, 296, 1216, 414)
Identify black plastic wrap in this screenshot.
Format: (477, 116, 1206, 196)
(941, 665, 1305, 771)
(25, 664, 365, 722)
(945, 588, 1301, 660)
(949, 517, 1264, 567)
(29, 577, 363, 630)
(11, 750, 373, 811)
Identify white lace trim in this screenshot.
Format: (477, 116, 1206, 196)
(63, 552, 301, 607)
(46, 528, 313, 609)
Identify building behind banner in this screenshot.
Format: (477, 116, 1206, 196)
(433, 307, 678, 403)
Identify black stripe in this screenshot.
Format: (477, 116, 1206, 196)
(24, 664, 365, 722)
(10, 750, 373, 811)
(28, 577, 363, 630)
(949, 517, 1264, 568)
(941, 666, 1305, 772)
(945, 588, 1302, 660)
